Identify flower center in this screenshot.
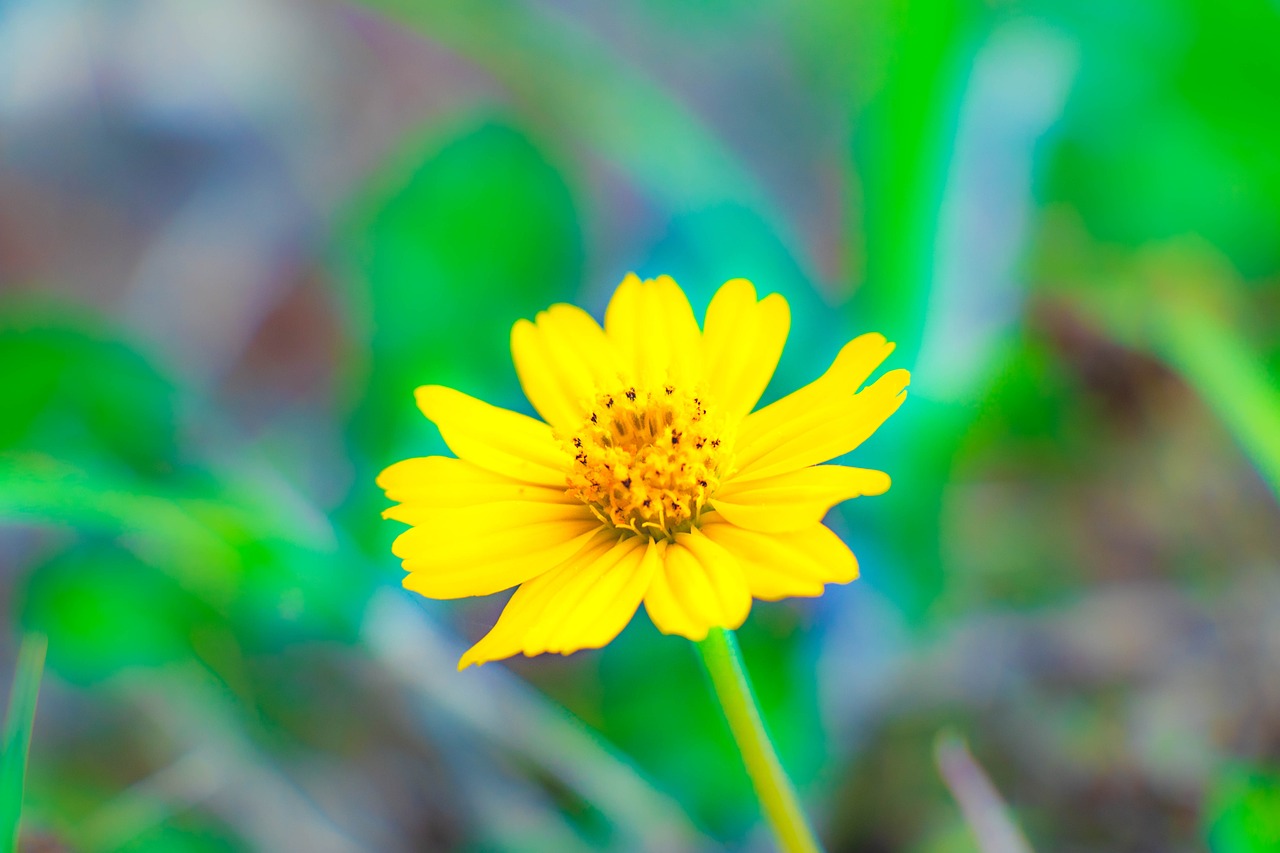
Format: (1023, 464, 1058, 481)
(564, 384, 729, 540)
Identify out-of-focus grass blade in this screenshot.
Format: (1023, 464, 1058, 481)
(0, 633, 48, 853)
(1152, 297, 1280, 502)
(1054, 240, 1280, 504)
(935, 731, 1034, 853)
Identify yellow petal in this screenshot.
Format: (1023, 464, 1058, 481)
(416, 385, 567, 485)
(384, 496, 587, 528)
(732, 368, 910, 482)
(702, 279, 790, 422)
(511, 304, 621, 430)
(377, 456, 573, 506)
(710, 465, 890, 533)
(458, 533, 658, 668)
(603, 273, 644, 377)
(737, 333, 897, 459)
(395, 502, 599, 599)
(643, 529, 751, 640)
(701, 516, 858, 601)
(604, 274, 703, 387)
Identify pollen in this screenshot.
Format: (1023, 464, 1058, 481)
(563, 385, 730, 540)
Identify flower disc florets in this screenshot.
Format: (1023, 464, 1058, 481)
(564, 384, 729, 540)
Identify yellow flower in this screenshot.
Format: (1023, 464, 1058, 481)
(378, 275, 909, 668)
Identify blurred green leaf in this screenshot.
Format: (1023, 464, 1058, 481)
(342, 122, 581, 463)
(0, 306, 381, 759)
(0, 451, 241, 607)
(1206, 766, 1280, 853)
(19, 549, 210, 685)
(847, 0, 989, 620)
(854, 0, 984, 360)
(113, 825, 242, 853)
(0, 633, 47, 853)
(1041, 0, 1280, 276)
(0, 308, 179, 477)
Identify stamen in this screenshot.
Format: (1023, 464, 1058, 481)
(561, 384, 731, 541)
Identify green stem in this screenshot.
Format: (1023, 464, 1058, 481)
(695, 628, 822, 853)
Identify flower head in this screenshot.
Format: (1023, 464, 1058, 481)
(378, 275, 909, 668)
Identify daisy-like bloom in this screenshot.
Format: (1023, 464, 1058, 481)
(378, 275, 909, 668)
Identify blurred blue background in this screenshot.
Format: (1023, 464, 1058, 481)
(3, 0, 1280, 850)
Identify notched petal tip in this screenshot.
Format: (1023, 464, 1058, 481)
(702, 279, 792, 421)
(881, 367, 912, 395)
(828, 334, 896, 386)
(759, 290, 790, 319)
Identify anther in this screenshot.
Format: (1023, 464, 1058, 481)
(562, 384, 727, 540)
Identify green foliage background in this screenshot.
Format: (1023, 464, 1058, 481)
(2, 0, 1280, 850)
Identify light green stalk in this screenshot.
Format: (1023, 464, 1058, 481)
(696, 628, 822, 853)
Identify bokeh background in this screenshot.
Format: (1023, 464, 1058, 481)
(3, 0, 1280, 850)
